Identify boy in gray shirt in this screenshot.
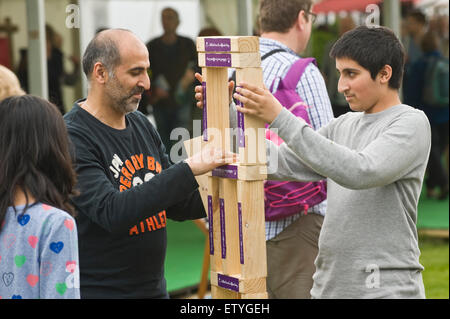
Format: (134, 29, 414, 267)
(234, 26, 431, 298)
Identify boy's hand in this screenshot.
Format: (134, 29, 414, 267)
(194, 72, 235, 108)
(233, 82, 283, 124)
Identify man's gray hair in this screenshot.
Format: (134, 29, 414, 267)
(82, 29, 131, 79)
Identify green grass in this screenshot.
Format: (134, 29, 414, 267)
(416, 183, 449, 299)
(419, 236, 449, 299)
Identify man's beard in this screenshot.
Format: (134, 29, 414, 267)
(106, 76, 144, 114)
(116, 88, 143, 114)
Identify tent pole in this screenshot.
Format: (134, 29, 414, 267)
(26, 0, 48, 99)
(237, 0, 253, 35)
(383, 0, 401, 37)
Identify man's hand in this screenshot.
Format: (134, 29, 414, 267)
(185, 147, 238, 176)
(194, 72, 234, 109)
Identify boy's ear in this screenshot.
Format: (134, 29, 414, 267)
(378, 65, 392, 84)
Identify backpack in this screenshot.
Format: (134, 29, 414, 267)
(423, 55, 449, 108)
(264, 57, 327, 221)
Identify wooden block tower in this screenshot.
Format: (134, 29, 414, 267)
(195, 36, 268, 299)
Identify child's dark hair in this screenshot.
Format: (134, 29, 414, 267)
(0, 95, 78, 228)
(330, 26, 406, 90)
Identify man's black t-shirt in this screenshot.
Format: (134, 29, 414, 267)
(64, 101, 205, 298)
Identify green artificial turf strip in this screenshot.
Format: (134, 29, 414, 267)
(165, 219, 206, 293)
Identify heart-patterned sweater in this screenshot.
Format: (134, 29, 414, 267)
(0, 203, 80, 299)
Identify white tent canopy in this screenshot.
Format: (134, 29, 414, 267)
(3, 0, 447, 99)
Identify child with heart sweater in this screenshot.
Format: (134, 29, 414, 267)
(0, 95, 79, 299)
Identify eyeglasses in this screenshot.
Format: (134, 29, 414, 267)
(308, 11, 317, 24)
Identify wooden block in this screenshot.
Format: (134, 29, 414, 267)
(197, 36, 259, 53)
(207, 163, 267, 181)
(211, 285, 240, 299)
(237, 165, 267, 181)
(240, 292, 268, 299)
(235, 68, 267, 165)
(207, 176, 222, 273)
(198, 52, 261, 68)
(237, 180, 267, 279)
(210, 271, 240, 293)
(195, 175, 209, 211)
(183, 135, 204, 158)
(237, 128, 267, 166)
(202, 67, 231, 151)
(210, 271, 267, 294)
(183, 136, 212, 209)
(183, 137, 266, 181)
(239, 277, 266, 295)
(218, 178, 240, 275)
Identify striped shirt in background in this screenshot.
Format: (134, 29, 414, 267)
(259, 37, 334, 240)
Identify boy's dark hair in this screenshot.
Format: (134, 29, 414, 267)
(330, 26, 406, 90)
(259, 0, 313, 33)
(0, 95, 78, 228)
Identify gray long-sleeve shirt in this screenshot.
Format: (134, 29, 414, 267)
(266, 104, 431, 298)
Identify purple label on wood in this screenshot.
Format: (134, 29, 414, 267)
(238, 202, 244, 265)
(212, 164, 238, 179)
(217, 273, 240, 292)
(205, 53, 232, 67)
(202, 81, 208, 141)
(220, 198, 226, 259)
(208, 195, 214, 255)
(205, 38, 231, 52)
(236, 87, 245, 147)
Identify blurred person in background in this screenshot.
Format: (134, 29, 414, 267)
(429, 15, 449, 58)
(402, 10, 427, 107)
(410, 31, 449, 200)
(140, 7, 197, 150)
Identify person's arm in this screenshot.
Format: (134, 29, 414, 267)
(234, 82, 431, 189)
(164, 188, 206, 221)
(270, 107, 431, 189)
(266, 136, 327, 182)
(149, 123, 205, 222)
(39, 212, 80, 299)
(221, 94, 327, 183)
(69, 126, 234, 234)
